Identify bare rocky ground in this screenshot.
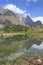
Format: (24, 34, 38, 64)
(14, 56, 43, 65)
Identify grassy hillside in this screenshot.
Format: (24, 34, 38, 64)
(0, 25, 43, 40)
(26, 26, 43, 40)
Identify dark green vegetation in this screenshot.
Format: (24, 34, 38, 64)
(0, 25, 43, 40)
(3, 25, 28, 33)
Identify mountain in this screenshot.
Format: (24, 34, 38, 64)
(0, 8, 15, 16)
(33, 20, 42, 26)
(24, 14, 42, 26)
(24, 15, 34, 26)
(0, 8, 42, 28)
(0, 8, 24, 28)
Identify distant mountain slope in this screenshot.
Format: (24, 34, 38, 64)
(24, 15, 34, 26)
(0, 8, 15, 16)
(34, 20, 42, 26)
(23, 15, 42, 26)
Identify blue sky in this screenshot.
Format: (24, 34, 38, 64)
(0, 0, 43, 23)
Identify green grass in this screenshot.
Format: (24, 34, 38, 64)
(26, 26, 43, 40)
(0, 25, 43, 40)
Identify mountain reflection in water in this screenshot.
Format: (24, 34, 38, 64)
(29, 41, 43, 53)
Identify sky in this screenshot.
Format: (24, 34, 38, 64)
(0, 0, 43, 23)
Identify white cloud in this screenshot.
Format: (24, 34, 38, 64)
(23, 13, 31, 18)
(33, 16, 43, 24)
(31, 42, 43, 49)
(4, 4, 26, 15)
(27, 0, 38, 3)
